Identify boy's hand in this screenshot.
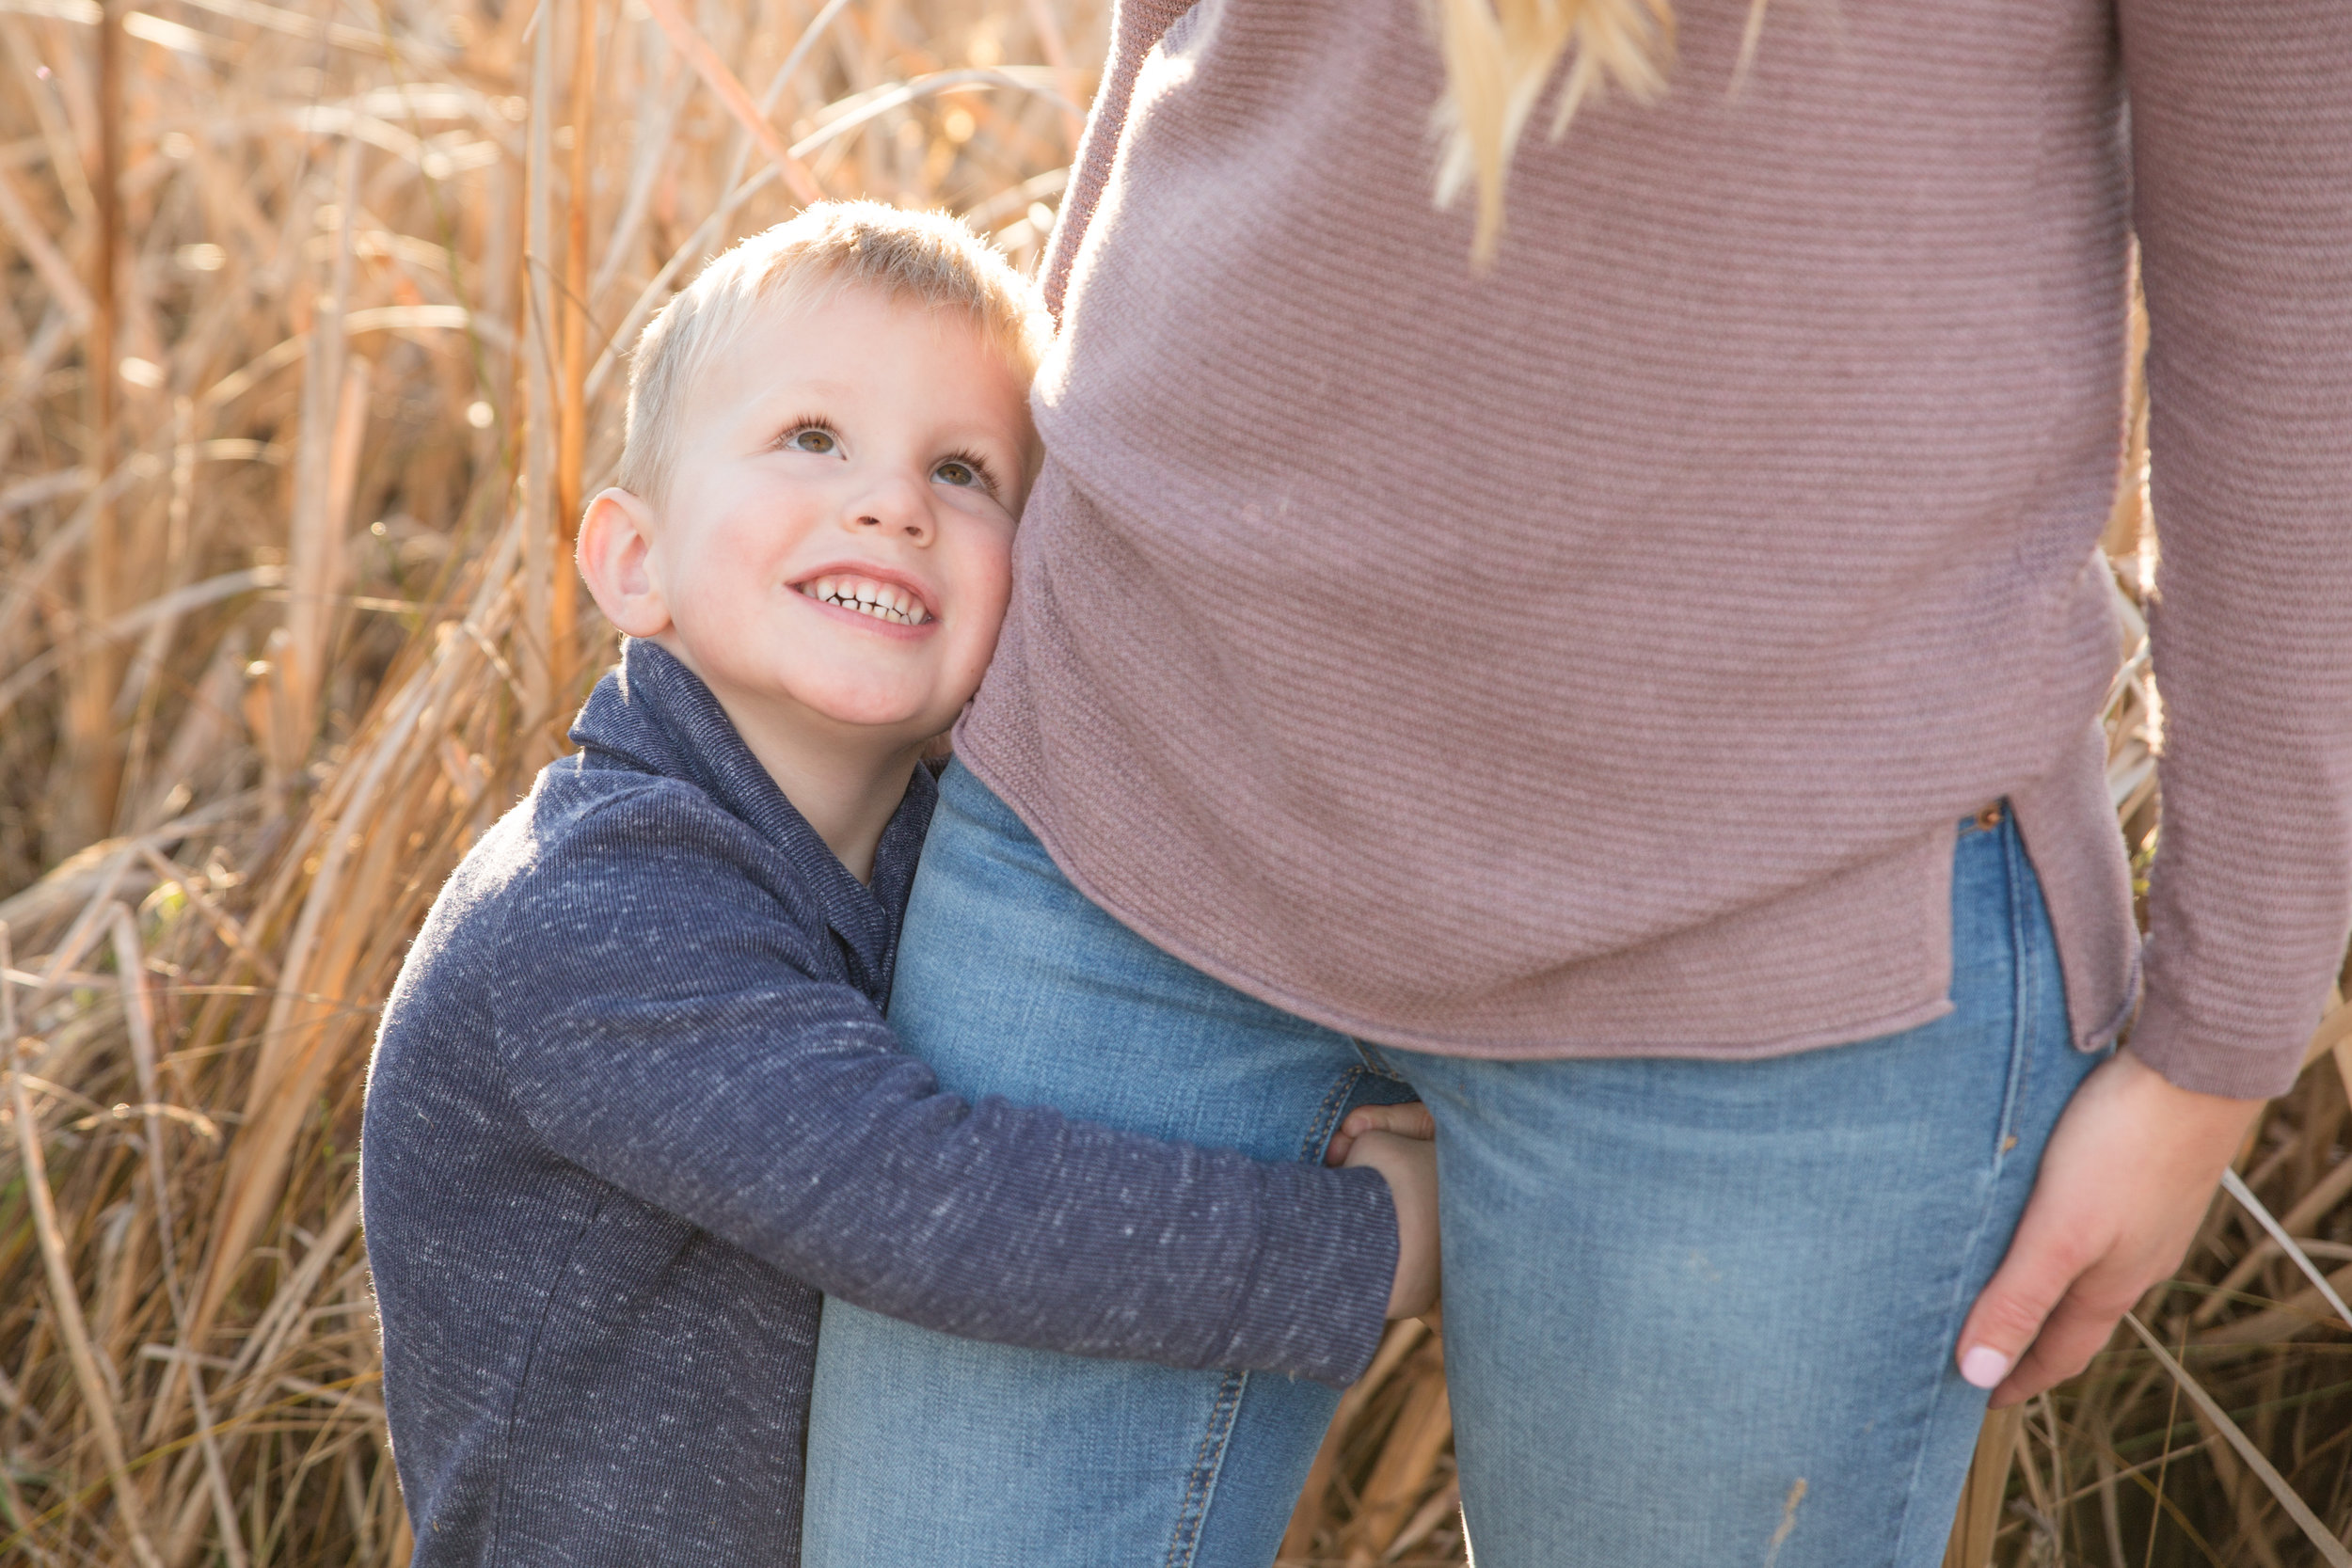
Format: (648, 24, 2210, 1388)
(1324, 1101, 1435, 1166)
(1327, 1104, 1440, 1320)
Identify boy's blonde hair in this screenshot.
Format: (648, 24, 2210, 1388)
(617, 200, 1050, 505)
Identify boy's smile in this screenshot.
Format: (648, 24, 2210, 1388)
(796, 568, 934, 627)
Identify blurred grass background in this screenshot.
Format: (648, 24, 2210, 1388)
(0, 0, 2346, 1560)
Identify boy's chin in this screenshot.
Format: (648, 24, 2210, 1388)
(781, 683, 960, 742)
(691, 648, 951, 734)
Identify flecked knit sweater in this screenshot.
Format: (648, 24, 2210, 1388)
(360, 640, 1396, 1566)
(959, 0, 2352, 1099)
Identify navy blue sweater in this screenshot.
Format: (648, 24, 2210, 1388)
(359, 640, 1395, 1566)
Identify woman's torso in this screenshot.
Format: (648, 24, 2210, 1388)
(958, 0, 2143, 1059)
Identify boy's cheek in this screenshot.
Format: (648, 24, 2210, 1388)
(962, 553, 1016, 644)
(942, 576, 1013, 703)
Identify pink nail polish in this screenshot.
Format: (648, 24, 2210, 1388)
(1960, 1347, 2010, 1389)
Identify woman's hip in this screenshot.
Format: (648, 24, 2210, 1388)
(882, 757, 1413, 1151)
(1382, 805, 2101, 1564)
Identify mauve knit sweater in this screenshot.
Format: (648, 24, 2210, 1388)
(361, 641, 1394, 1565)
(959, 0, 2352, 1099)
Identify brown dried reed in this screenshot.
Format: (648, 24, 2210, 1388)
(0, 0, 2345, 1562)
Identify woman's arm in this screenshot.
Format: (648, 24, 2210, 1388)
(1959, 0, 2350, 1405)
(1038, 0, 1196, 318)
(2115, 0, 2352, 1101)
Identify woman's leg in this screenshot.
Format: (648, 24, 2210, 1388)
(801, 762, 1411, 1568)
(1393, 810, 2101, 1567)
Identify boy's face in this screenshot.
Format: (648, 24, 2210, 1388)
(598, 285, 1034, 748)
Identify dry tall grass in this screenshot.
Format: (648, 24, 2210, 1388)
(0, 1, 2346, 1562)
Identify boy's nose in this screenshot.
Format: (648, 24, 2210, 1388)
(846, 475, 932, 544)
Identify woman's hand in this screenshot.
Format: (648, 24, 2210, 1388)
(1956, 1049, 2265, 1407)
(1327, 1103, 1441, 1320)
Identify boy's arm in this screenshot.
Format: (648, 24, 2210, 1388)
(494, 790, 1397, 1386)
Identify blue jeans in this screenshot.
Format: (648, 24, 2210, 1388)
(802, 763, 2103, 1568)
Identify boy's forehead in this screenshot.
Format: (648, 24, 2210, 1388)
(739, 283, 982, 356)
(698, 288, 1028, 413)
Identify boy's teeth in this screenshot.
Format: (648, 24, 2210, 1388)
(799, 575, 930, 626)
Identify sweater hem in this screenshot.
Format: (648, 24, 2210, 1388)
(952, 739, 1979, 1065)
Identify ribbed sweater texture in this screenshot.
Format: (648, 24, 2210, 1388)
(959, 0, 2352, 1099)
(360, 640, 1396, 1566)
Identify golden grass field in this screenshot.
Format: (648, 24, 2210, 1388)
(0, 0, 2348, 1560)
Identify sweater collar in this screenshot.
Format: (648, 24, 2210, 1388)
(567, 639, 933, 988)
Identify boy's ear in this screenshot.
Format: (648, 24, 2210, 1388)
(577, 487, 671, 639)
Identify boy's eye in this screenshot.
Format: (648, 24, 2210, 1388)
(932, 458, 984, 489)
(786, 426, 838, 455)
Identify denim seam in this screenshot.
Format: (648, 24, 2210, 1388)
(1163, 1368, 1248, 1568)
(1301, 1065, 1369, 1164)
(1888, 817, 2040, 1565)
(1349, 1038, 1410, 1084)
(1173, 1069, 1362, 1561)
(1994, 818, 2038, 1174)
(1886, 1211, 1992, 1564)
(1171, 1062, 1364, 1568)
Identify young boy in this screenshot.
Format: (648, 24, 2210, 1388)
(359, 202, 1438, 1566)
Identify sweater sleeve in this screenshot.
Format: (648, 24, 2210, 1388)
(1038, 0, 1195, 318)
(491, 786, 1395, 1386)
(2117, 0, 2352, 1099)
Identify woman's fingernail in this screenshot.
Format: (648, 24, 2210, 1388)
(1960, 1347, 2011, 1389)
